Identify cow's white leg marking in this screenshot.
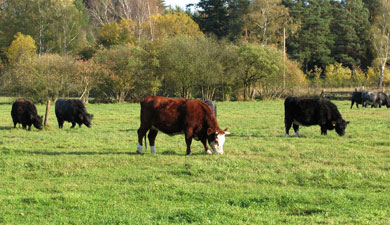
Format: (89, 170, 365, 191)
(150, 146, 156, 154)
(137, 143, 143, 154)
(206, 149, 212, 154)
(295, 130, 300, 137)
(285, 133, 289, 137)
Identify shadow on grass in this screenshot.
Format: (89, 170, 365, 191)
(119, 129, 138, 132)
(0, 126, 12, 131)
(13, 150, 139, 156)
(229, 133, 268, 138)
(12, 149, 211, 156)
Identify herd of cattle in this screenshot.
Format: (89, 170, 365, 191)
(9, 90, 389, 155)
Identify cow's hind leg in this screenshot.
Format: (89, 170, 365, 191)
(137, 126, 149, 154)
(184, 128, 194, 155)
(148, 129, 158, 154)
(285, 118, 293, 137)
(185, 138, 193, 156)
(350, 101, 354, 109)
(293, 124, 300, 137)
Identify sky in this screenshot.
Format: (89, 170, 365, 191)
(164, 0, 200, 10)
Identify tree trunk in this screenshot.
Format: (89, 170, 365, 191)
(378, 61, 386, 88)
(44, 100, 50, 126)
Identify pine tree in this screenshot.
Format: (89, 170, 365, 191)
(194, 0, 249, 41)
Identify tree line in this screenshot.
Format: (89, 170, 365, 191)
(0, 0, 389, 103)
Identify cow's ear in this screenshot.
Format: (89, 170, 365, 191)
(91, 114, 94, 119)
(346, 121, 350, 125)
(224, 128, 231, 135)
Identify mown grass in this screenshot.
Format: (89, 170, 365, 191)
(1, 97, 390, 224)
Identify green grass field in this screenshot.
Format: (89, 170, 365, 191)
(1, 97, 390, 224)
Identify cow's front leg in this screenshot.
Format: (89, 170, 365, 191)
(320, 125, 327, 135)
(200, 138, 212, 154)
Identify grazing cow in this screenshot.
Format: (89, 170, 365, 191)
(284, 97, 349, 136)
(137, 96, 230, 155)
(350, 91, 366, 109)
(361, 92, 390, 108)
(376, 92, 390, 108)
(55, 99, 93, 128)
(203, 100, 217, 118)
(11, 99, 43, 130)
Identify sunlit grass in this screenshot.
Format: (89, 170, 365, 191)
(1, 97, 390, 224)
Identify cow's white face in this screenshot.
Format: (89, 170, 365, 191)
(209, 131, 230, 154)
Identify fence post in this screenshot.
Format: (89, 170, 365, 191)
(321, 89, 325, 98)
(44, 100, 50, 126)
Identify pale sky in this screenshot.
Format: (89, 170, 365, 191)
(164, 0, 200, 10)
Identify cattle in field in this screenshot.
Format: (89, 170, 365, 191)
(350, 91, 366, 109)
(137, 96, 230, 155)
(203, 100, 217, 118)
(11, 99, 43, 130)
(284, 97, 349, 136)
(361, 92, 390, 108)
(376, 92, 390, 108)
(55, 99, 93, 128)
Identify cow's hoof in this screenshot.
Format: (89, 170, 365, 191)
(186, 153, 192, 156)
(285, 133, 289, 137)
(136, 150, 142, 154)
(206, 150, 212, 155)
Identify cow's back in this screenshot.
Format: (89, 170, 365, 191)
(12, 99, 37, 119)
(140, 96, 216, 134)
(140, 96, 187, 134)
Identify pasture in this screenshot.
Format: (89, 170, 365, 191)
(1, 97, 390, 224)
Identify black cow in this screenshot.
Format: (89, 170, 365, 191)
(11, 99, 43, 130)
(284, 97, 349, 136)
(55, 99, 93, 128)
(203, 100, 217, 118)
(376, 92, 390, 108)
(350, 91, 366, 109)
(362, 92, 390, 108)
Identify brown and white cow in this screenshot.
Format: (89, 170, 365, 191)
(136, 96, 230, 155)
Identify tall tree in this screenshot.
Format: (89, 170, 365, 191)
(245, 0, 291, 46)
(330, 0, 371, 72)
(194, 0, 250, 41)
(285, 0, 334, 72)
(0, 0, 90, 56)
(371, 0, 390, 88)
